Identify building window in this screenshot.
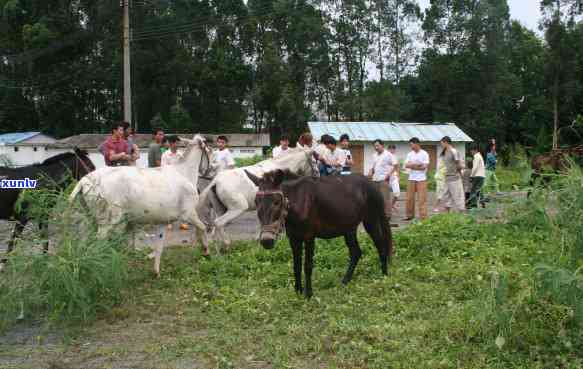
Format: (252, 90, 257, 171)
(13, 147, 18, 152)
(33, 147, 38, 152)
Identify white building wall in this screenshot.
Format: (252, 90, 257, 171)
(0, 145, 54, 167)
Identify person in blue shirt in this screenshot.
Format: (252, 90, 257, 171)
(485, 142, 501, 194)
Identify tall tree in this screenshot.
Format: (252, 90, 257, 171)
(541, 0, 582, 148)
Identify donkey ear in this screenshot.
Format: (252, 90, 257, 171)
(245, 170, 261, 187)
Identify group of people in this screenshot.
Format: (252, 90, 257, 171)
(99, 122, 500, 224)
(271, 132, 501, 222)
(98, 122, 236, 172)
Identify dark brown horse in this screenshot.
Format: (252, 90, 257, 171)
(245, 169, 393, 298)
(530, 145, 583, 191)
(0, 148, 95, 266)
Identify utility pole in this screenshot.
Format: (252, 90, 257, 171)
(122, 0, 133, 130)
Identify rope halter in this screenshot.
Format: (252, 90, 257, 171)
(256, 190, 289, 239)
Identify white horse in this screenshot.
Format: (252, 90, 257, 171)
(197, 148, 315, 247)
(69, 135, 209, 276)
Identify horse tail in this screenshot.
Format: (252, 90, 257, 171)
(368, 182, 393, 263)
(379, 207, 393, 263)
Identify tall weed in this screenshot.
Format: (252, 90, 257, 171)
(0, 184, 130, 331)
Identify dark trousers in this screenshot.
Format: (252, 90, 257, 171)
(468, 177, 485, 208)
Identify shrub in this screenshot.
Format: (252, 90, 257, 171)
(235, 155, 265, 167)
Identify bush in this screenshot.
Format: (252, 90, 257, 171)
(0, 185, 131, 331)
(235, 155, 265, 167)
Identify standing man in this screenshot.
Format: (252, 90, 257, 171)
(102, 122, 130, 167)
(122, 122, 140, 166)
(339, 134, 353, 175)
(404, 137, 429, 221)
(469, 144, 486, 208)
(438, 136, 465, 213)
(272, 135, 291, 159)
(148, 128, 165, 168)
(214, 135, 236, 171)
(387, 145, 400, 211)
(368, 139, 394, 225)
(485, 142, 501, 195)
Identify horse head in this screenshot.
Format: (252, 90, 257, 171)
(246, 169, 291, 249)
(73, 146, 96, 177)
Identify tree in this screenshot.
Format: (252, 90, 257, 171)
(541, 0, 582, 148)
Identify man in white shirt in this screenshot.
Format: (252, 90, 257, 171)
(339, 134, 353, 175)
(161, 135, 183, 166)
(468, 144, 486, 208)
(213, 135, 235, 172)
(404, 137, 430, 220)
(368, 139, 394, 223)
(272, 135, 290, 159)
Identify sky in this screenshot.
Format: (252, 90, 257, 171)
(417, 0, 542, 32)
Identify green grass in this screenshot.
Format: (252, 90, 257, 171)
(3, 212, 582, 369)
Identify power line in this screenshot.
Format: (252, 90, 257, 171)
(131, 2, 319, 42)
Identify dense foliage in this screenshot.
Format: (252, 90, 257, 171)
(1, 0, 582, 148)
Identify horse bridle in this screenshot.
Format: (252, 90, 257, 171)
(73, 151, 93, 178)
(256, 190, 289, 238)
(199, 145, 214, 180)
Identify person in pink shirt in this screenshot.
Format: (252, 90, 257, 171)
(102, 122, 130, 166)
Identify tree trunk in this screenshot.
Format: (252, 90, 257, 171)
(553, 76, 559, 149)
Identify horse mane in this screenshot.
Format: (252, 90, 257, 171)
(264, 169, 301, 183)
(38, 152, 77, 166)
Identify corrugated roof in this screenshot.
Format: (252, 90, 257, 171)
(48, 133, 270, 149)
(308, 122, 473, 142)
(0, 132, 42, 144)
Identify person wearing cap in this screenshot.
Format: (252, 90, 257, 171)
(404, 137, 429, 220)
